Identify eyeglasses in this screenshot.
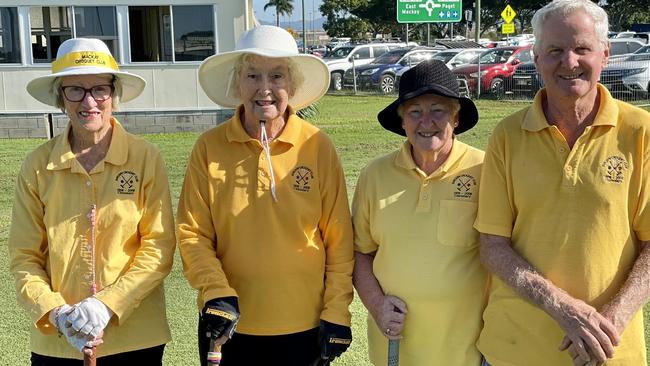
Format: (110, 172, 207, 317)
(61, 85, 114, 102)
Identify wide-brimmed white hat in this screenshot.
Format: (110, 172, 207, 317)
(27, 38, 146, 106)
(198, 25, 329, 110)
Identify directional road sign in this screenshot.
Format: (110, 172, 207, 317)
(501, 5, 516, 24)
(397, 0, 462, 23)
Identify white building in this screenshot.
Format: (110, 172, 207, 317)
(0, 1, 255, 137)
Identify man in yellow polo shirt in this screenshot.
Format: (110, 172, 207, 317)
(475, 1, 650, 365)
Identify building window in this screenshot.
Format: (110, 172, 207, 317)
(30, 6, 72, 63)
(129, 5, 215, 62)
(73, 7, 119, 60)
(129, 6, 172, 62)
(173, 5, 214, 61)
(0, 7, 20, 63)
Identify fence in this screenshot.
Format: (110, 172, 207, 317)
(329, 55, 650, 106)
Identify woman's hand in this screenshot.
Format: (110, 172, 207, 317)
(371, 295, 407, 340)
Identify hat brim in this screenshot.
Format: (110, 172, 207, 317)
(26, 67, 146, 107)
(198, 49, 330, 110)
(377, 87, 478, 136)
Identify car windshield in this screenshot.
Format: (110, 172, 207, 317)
(472, 49, 514, 64)
(627, 53, 650, 61)
(371, 50, 408, 64)
(330, 47, 354, 58)
(635, 45, 650, 54)
(432, 51, 459, 63)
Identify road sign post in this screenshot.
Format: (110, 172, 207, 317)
(397, 0, 463, 23)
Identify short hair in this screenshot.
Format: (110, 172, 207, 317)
(532, 0, 609, 54)
(53, 74, 121, 112)
(229, 54, 304, 100)
(396, 94, 461, 121)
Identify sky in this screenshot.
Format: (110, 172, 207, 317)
(252, 0, 324, 23)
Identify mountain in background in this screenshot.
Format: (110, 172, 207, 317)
(258, 17, 326, 31)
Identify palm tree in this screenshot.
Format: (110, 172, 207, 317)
(264, 0, 294, 27)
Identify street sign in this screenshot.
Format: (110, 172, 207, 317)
(397, 0, 462, 23)
(502, 23, 515, 34)
(501, 4, 516, 24)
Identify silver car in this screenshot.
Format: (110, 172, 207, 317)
(601, 45, 650, 100)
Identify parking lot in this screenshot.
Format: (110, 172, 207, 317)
(326, 42, 650, 106)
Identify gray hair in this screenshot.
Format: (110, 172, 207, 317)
(532, 0, 609, 54)
(53, 74, 122, 112)
(229, 53, 305, 100)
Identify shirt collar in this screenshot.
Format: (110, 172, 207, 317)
(226, 105, 301, 147)
(46, 117, 128, 171)
(522, 84, 618, 132)
(394, 138, 466, 178)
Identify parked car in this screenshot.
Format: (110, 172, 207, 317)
(601, 51, 650, 99)
(342, 46, 439, 93)
(511, 62, 543, 97)
(432, 48, 486, 69)
(609, 38, 645, 60)
(452, 45, 534, 98)
(323, 43, 403, 90)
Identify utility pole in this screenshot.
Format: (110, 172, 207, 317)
(474, 0, 481, 42)
(301, 0, 307, 53)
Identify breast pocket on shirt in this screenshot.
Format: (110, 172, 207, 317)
(437, 200, 479, 247)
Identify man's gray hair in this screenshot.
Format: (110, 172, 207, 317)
(532, 0, 609, 54)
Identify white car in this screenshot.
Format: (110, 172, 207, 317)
(601, 49, 650, 100)
(429, 48, 486, 69)
(323, 43, 404, 90)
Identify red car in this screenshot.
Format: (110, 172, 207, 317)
(452, 45, 534, 98)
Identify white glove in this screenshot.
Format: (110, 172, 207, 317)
(49, 304, 94, 352)
(66, 297, 113, 339)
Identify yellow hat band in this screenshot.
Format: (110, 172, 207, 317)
(51, 51, 119, 74)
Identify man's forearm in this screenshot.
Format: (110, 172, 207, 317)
(479, 233, 572, 317)
(600, 240, 650, 332)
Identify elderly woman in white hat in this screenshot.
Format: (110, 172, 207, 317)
(177, 25, 354, 365)
(8, 38, 176, 365)
(352, 60, 487, 366)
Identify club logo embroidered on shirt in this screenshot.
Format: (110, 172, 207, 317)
(115, 171, 139, 194)
(291, 166, 314, 192)
(452, 174, 477, 199)
(602, 156, 628, 184)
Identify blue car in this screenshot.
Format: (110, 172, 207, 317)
(342, 46, 440, 93)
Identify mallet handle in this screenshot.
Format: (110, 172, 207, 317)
(208, 336, 222, 365)
(388, 339, 399, 366)
(84, 346, 96, 366)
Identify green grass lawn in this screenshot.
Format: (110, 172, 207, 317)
(0, 95, 648, 365)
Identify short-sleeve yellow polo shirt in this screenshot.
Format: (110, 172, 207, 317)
(353, 140, 487, 366)
(475, 85, 650, 366)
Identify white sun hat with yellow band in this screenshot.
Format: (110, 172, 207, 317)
(27, 38, 146, 106)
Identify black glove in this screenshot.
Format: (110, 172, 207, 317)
(318, 320, 352, 360)
(201, 296, 239, 340)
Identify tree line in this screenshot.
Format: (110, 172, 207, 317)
(263, 0, 650, 40)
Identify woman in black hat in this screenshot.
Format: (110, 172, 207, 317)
(352, 59, 487, 365)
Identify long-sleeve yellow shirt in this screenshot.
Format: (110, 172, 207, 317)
(177, 106, 354, 335)
(9, 119, 176, 359)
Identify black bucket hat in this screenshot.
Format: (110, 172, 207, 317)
(377, 59, 479, 136)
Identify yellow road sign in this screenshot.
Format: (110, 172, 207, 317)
(501, 4, 516, 24)
(502, 23, 515, 34)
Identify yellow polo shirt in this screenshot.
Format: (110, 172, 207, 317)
(9, 119, 175, 359)
(353, 140, 487, 366)
(177, 106, 354, 335)
(475, 85, 650, 366)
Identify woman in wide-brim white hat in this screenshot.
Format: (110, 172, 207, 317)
(9, 37, 176, 365)
(177, 25, 355, 365)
